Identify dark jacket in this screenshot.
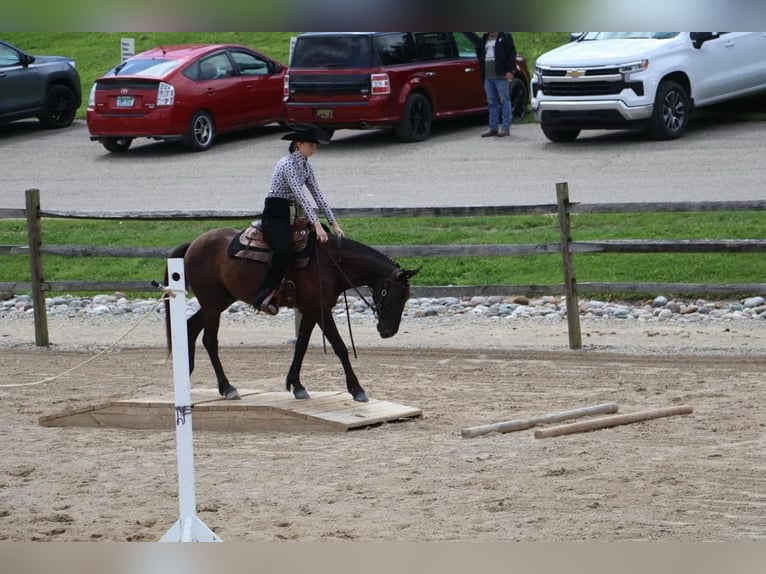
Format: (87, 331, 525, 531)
(477, 32, 517, 81)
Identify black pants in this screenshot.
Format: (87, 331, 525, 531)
(255, 197, 292, 304)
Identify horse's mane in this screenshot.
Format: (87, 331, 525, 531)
(337, 234, 401, 270)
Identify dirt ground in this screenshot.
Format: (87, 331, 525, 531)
(0, 311, 764, 542)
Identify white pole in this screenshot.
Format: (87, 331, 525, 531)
(160, 258, 222, 542)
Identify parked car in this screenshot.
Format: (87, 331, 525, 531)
(283, 32, 530, 142)
(531, 32, 766, 142)
(86, 44, 286, 153)
(0, 39, 81, 129)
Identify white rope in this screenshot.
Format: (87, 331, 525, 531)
(0, 289, 183, 389)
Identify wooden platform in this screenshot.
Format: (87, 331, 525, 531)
(38, 388, 423, 433)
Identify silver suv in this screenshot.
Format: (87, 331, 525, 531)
(0, 39, 82, 128)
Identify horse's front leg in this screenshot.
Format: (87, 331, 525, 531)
(317, 308, 368, 403)
(285, 312, 317, 399)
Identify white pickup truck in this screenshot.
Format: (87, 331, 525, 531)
(531, 32, 766, 142)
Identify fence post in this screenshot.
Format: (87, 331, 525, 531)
(25, 188, 49, 347)
(556, 182, 582, 350)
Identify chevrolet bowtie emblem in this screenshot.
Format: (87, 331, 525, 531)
(566, 69, 585, 78)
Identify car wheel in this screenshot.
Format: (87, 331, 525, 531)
(541, 124, 580, 142)
(510, 76, 528, 120)
(394, 93, 432, 142)
(100, 138, 133, 153)
(183, 111, 215, 151)
(649, 80, 690, 140)
(38, 84, 78, 129)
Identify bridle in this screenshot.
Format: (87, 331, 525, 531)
(316, 235, 410, 357)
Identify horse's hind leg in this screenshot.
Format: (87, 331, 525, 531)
(201, 308, 240, 400)
(186, 310, 205, 376)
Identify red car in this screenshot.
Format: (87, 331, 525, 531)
(87, 44, 285, 153)
(284, 32, 530, 142)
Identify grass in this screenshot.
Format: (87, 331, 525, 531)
(1, 213, 765, 299)
(0, 32, 572, 121)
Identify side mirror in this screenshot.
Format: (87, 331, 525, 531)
(690, 32, 715, 49)
(569, 33, 584, 42)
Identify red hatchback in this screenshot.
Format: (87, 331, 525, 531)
(87, 44, 285, 153)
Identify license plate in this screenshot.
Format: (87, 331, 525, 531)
(315, 108, 333, 119)
(116, 95, 135, 108)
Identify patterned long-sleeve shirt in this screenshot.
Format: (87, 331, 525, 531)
(266, 150, 336, 225)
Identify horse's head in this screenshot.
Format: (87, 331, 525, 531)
(372, 266, 421, 338)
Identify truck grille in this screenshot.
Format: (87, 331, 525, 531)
(543, 81, 625, 96)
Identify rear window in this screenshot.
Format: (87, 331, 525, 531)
(291, 36, 375, 68)
(108, 58, 182, 78)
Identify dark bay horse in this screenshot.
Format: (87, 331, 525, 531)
(165, 226, 420, 402)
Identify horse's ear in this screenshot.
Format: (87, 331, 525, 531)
(403, 266, 422, 280)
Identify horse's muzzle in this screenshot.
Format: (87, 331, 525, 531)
(377, 324, 398, 338)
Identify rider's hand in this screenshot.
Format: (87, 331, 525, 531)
(332, 221, 345, 237)
(314, 221, 329, 243)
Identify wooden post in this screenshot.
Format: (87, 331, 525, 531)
(461, 402, 618, 439)
(556, 182, 582, 350)
(534, 405, 694, 439)
(25, 188, 49, 347)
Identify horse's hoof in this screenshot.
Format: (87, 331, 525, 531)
(352, 391, 369, 403)
(224, 389, 241, 400)
(293, 389, 310, 400)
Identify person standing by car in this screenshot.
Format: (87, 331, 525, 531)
(252, 124, 345, 315)
(477, 32, 517, 138)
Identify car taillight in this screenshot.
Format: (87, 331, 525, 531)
(87, 84, 96, 108)
(156, 82, 175, 106)
(370, 73, 390, 95)
(283, 74, 290, 97)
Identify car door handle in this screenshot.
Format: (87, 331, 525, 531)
(206, 88, 216, 94)
(425, 71, 437, 77)
(724, 41, 735, 48)
(464, 67, 475, 73)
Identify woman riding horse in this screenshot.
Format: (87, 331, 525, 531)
(253, 124, 344, 315)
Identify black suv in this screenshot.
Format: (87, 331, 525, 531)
(284, 32, 530, 142)
(0, 40, 82, 128)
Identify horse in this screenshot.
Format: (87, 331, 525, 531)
(164, 224, 420, 403)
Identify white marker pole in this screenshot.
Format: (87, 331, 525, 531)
(160, 258, 222, 542)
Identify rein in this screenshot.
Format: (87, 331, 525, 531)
(317, 234, 407, 359)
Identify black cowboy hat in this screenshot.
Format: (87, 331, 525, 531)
(281, 124, 331, 144)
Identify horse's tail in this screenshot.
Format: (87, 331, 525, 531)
(163, 242, 192, 356)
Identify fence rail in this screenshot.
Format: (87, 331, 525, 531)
(2, 186, 766, 347)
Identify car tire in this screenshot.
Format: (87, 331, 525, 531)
(510, 76, 528, 120)
(100, 138, 133, 153)
(38, 84, 78, 129)
(183, 111, 215, 151)
(541, 124, 580, 142)
(649, 80, 690, 140)
(394, 93, 432, 142)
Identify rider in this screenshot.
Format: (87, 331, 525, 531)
(253, 124, 344, 315)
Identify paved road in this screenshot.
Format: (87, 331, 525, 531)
(1, 116, 764, 212)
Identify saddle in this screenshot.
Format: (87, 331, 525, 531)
(228, 217, 313, 268)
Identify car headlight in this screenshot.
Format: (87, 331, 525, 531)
(619, 60, 649, 75)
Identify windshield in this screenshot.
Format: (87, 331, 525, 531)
(581, 32, 679, 40)
(109, 58, 182, 77)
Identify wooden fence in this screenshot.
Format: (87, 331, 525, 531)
(2, 185, 766, 348)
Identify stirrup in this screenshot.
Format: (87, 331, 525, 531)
(258, 293, 279, 316)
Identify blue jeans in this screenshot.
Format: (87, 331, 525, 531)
(484, 77, 512, 132)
